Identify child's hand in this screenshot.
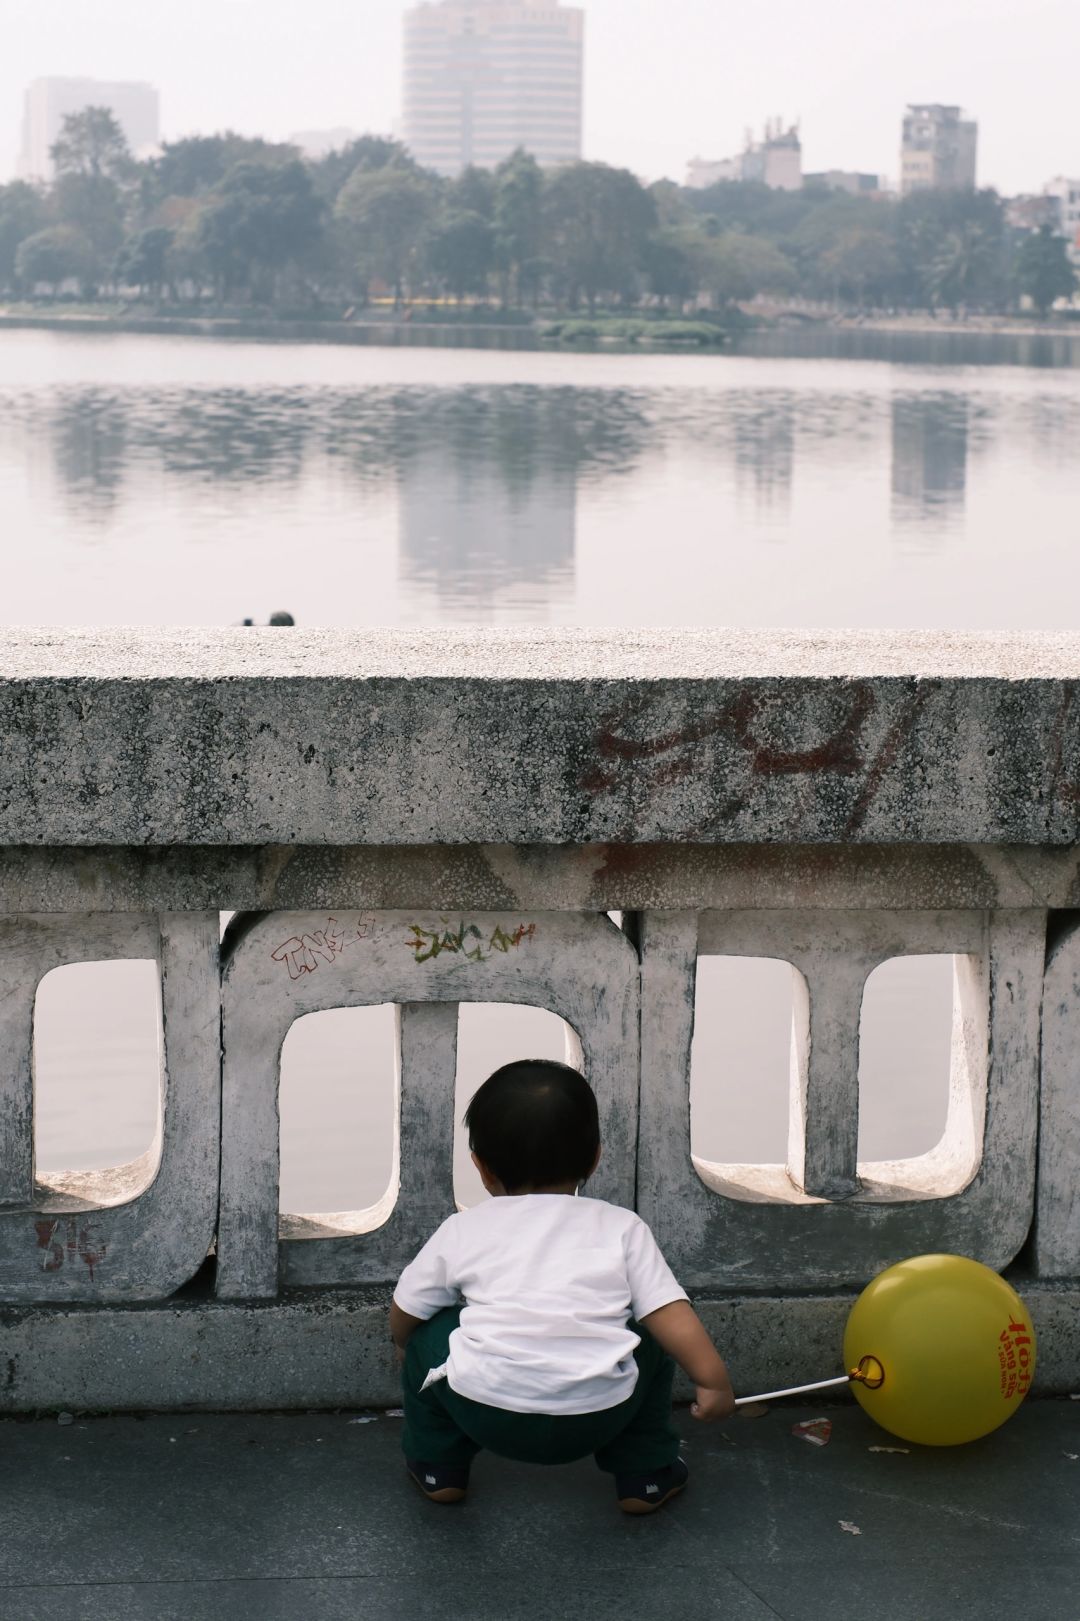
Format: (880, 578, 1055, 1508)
(691, 1384, 735, 1422)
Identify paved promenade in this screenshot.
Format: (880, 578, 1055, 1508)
(2, 1400, 1078, 1620)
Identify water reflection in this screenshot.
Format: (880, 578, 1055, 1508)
(399, 438, 575, 610)
(891, 395, 969, 525)
(48, 391, 130, 522)
(732, 396, 795, 512)
(2, 343, 1080, 629)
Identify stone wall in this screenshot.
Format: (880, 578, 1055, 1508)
(2, 628, 1080, 1411)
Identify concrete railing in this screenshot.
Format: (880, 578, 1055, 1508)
(3, 627, 1080, 1411)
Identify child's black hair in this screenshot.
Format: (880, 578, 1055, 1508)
(464, 1059, 600, 1194)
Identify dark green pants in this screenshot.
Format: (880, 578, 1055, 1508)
(401, 1307, 680, 1475)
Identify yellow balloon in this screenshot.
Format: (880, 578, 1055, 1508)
(842, 1253, 1036, 1446)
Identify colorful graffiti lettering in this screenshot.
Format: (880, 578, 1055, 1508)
(271, 914, 377, 980)
(405, 919, 537, 964)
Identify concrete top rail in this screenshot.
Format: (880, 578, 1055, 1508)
(8, 625, 1080, 679)
(2, 627, 1080, 846)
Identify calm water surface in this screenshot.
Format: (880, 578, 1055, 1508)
(5, 330, 1076, 1210)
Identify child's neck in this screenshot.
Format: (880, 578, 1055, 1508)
(492, 1179, 579, 1197)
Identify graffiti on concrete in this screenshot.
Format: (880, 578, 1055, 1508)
(271, 914, 378, 981)
(405, 919, 537, 965)
(35, 1218, 107, 1280)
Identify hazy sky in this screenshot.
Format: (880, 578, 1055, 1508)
(3, 0, 1078, 193)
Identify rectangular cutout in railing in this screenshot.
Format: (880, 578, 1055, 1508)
(637, 908, 1044, 1290)
(454, 1003, 577, 1208)
(857, 955, 953, 1164)
(689, 955, 795, 1175)
(217, 909, 639, 1298)
(0, 911, 220, 1304)
(278, 1004, 397, 1236)
(34, 958, 162, 1205)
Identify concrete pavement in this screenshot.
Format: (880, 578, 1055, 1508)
(2, 1399, 1079, 1620)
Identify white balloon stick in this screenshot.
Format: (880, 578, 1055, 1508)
(734, 1374, 853, 1407)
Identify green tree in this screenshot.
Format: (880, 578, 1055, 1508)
(50, 107, 135, 183)
(897, 188, 1007, 312)
(543, 162, 657, 311)
(645, 226, 699, 305)
(1015, 226, 1078, 315)
(114, 226, 175, 298)
(649, 178, 696, 230)
(335, 166, 436, 305)
(685, 178, 817, 242)
(309, 135, 417, 203)
(818, 226, 900, 307)
(493, 149, 543, 307)
(53, 172, 126, 265)
(925, 221, 999, 313)
(429, 210, 494, 301)
(15, 225, 97, 294)
(0, 181, 48, 289)
(451, 165, 496, 221)
(692, 230, 797, 306)
(194, 160, 323, 300)
(152, 133, 299, 200)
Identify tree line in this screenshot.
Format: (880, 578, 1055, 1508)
(0, 107, 1076, 318)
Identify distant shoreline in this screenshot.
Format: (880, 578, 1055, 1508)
(3, 308, 1080, 364)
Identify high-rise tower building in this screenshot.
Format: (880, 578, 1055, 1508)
(18, 78, 160, 181)
(403, 0, 584, 177)
(900, 104, 977, 196)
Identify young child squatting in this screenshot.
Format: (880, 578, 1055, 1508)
(390, 1060, 735, 1513)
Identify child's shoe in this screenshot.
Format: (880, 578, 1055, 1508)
(405, 1458, 470, 1504)
(615, 1456, 689, 1514)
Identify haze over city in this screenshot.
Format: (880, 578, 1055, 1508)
(3, 0, 1078, 194)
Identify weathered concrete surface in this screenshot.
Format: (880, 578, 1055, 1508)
(1036, 915, 1080, 1278)
(4, 628, 1080, 845)
(6, 841, 1080, 913)
(0, 912, 220, 1303)
(0, 1278, 1076, 1412)
(639, 909, 1045, 1290)
(217, 911, 637, 1298)
(0, 1404, 1077, 1620)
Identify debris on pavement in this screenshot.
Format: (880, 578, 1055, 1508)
(868, 1445, 910, 1455)
(792, 1418, 832, 1447)
(56, 1413, 74, 1427)
(838, 1521, 862, 1536)
(348, 1416, 379, 1424)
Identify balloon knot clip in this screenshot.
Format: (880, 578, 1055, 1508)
(851, 1355, 885, 1390)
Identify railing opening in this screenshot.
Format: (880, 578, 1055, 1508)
(454, 1003, 575, 1208)
(34, 959, 162, 1201)
(857, 954, 954, 1162)
(690, 955, 796, 1169)
(279, 1004, 397, 1221)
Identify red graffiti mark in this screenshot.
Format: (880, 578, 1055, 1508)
(271, 913, 377, 980)
(843, 686, 933, 836)
(35, 1220, 64, 1272)
(733, 687, 874, 776)
(35, 1218, 106, 1278)
(579, 685, 877, 798)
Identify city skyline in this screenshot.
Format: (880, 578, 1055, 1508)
(2, 0, 1078, 194)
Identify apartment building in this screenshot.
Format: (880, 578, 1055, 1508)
(403, 0, 584, 176)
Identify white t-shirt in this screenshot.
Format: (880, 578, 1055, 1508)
(393, 1194, 688, 1416)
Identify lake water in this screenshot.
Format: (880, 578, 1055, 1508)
(4, 329, 1078, 1212)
